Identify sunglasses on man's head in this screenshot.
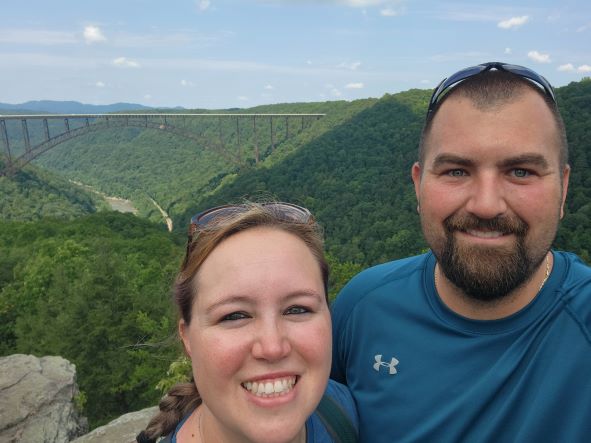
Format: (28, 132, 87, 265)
(427, 62, 556, 119)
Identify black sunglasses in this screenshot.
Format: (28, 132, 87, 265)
(427, 62, 556, 118)
(184, 202, 312, 265)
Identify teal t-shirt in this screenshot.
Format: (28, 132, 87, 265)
(331, 251, 591, 442)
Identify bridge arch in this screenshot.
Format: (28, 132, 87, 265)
(0, 113, 324, 176)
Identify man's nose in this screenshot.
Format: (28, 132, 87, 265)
(464, 174, 508, 219)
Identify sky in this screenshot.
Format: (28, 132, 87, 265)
(1, 0, 590, 109)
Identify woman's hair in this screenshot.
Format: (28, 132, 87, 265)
(138, 202, 329, 442)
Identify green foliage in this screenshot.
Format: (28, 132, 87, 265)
(156, 355, 192, 394)
(74, 391, 88, 413)
(0, 162, 104, 221)
(0, 213, 183, 428)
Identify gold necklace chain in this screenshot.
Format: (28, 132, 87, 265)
(434, 253, 551, 294)
(538, 253, 551, 291)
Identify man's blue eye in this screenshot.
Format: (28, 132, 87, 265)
(513, 169, 529, 178)
(449, 169, 465, 177)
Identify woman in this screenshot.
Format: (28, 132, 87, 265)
(138, 202, 358, 443)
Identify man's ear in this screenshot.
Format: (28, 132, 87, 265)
(411, 162, 422, 206)
(178, 319, 192, 358)
(560, 164, 571, 219)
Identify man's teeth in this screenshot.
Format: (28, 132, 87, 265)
(467, 229, 504, 238)
(242, 376, 296, 397)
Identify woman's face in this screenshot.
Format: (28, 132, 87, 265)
(180, 227, 331, 443)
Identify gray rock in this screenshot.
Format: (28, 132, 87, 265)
(0, 354, 88, 443)
(71, 406, 158, 443)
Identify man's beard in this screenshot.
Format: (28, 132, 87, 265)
(436, 213, 547, 303)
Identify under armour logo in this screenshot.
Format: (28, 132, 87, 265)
(373, 354, 399, 375)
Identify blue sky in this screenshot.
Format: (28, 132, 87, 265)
(1, 0, 590, 109)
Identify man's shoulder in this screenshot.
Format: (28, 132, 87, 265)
(332, 253, 430, 311)
(555, 251, 591, 329)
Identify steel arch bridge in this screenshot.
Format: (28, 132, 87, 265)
(0, 113, 324, 177)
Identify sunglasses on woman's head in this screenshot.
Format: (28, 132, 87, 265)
(183, 202, 312, 266)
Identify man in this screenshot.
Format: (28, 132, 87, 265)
(331, 62, 591, 442)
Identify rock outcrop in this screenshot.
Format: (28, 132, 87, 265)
(72, 406, 158, 443)
(0, 354, 88, 443)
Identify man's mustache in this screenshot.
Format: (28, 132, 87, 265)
(443, 213, 528, 237)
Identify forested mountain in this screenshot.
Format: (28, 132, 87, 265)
(0, 159, 104, 221)
(1, 79, 590, 429)
(0, 100, 155, 114)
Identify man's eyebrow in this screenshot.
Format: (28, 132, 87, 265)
(431, 154, 474, 169)
(498, 154, 549, 169)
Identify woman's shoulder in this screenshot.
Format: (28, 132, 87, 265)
(324, 379, 356, 414)
(306, 380, 359, 442)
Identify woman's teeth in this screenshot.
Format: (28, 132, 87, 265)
(242, 376, 296, 397)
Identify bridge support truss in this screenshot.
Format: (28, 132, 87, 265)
(0, 113, 324, 177)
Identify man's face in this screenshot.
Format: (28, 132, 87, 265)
(412, 90, 570, 301)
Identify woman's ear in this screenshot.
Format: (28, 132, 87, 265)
(178, 319, 192, 358)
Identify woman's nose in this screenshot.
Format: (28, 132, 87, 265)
(251, 319, 291, 361)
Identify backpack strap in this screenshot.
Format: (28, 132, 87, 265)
(315, 393, 358, 443)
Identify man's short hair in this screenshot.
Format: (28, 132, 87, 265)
(418, 70, 568, 169)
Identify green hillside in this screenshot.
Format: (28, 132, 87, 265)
(0, 159, 105, 221)
(179, 90, 430, 265)
(0, 212, 182, 427)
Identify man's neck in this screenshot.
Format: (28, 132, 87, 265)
(434, 252, 552, 321)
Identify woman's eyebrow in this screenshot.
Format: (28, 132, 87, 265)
(204, 295, 252, 315)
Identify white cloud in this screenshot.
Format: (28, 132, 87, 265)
(180, 79, 195, 87)
(144, 94, 152, 100)
(337, 61, 362, 70)
(84, 25, 106, 44)
(420, 79, 430, 84)
(264, 84, 274, 90)
(112, 57, 140, 68)
(197, 0, 211, 11)
(380, 8, 400, 16)
(577, 25, 589, 32)
(339, 0, 390, 7)
(557, 63, 575, 72)
(498, 16, 529, 29)
(345, 82, 364, 89)
(527, 50, 551, 63)
(330, 88, 342, 97)
(306, 60, 313, 65)
(237, 95, 249, 101)
(558, 63, 591, 74)
(504, 47, 512, 55)
(95, 81, 105, 87)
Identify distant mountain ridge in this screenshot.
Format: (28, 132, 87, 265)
(0, 100, 184, 114)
